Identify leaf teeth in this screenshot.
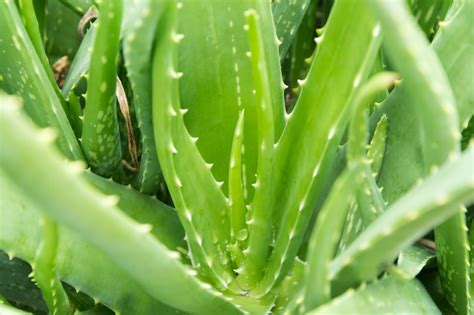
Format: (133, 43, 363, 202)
(169, 68, 183, 79)
(168, 106, 177, 116)
(184, 209, 192, 221)
(171, 32, 184, 43)
(175, 176, 183, 187)
(195, 233, 203, 246)
(67, 160, 87, 174)
(312, 163, 321, 178)
(297, 79, 306, 87)
(136, 223, 153, 233)
(169, 142, 178, 154)
(327, 126, 336, 140)
(372, 23, 381, 37)
(438, 20, 448, 29)
(190, 136, 199, 144)
(167, 251, 181, 259)
(38, 128, 57, 143)
(102, 195, 119, 207)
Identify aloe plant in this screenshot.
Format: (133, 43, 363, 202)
(1, 0, 473, 314)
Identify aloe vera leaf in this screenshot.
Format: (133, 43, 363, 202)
(81, 0, 122, 177)
(272, 0, 311, 60)
(32, 0, 46, 38)
(397, 245, 436, 279)
(0, 304, 31, 315)
(17, 0, 66, 105)
(373, 0, 459, 166)
(17, 0, 70, 113)
(309, 276, 440, 314)
(367, 114, 387, 178)
(236, 8, 276, 289)
(372, 1, 469, 312)
(17, 0, 46, 63)
(65, 92, 83, 138)
(253, 1, 382, 295)
(44, 0, 82, 62)
(321, 114, 387, 256)
(82, 172, 186, 252)
(0, 0, 82, 160)
(329, 146, 474, 295)
(336, 202, 362, 254)
(355, 167, 387, 227)
(60, 20, 95, 137)
(176, 0, 285, 197)
(122, 0, 164, 194)
(303, 166, 361, 311)
(375, 0, 474, 204)
(228, 111, 247, 246)
(1, 161, 187, 313)
(62, 23, 96, 97)
(57, 0, 92, 15)
(273, 259, 305, 313)
(286, 0, 318, 94)
(433, 0, 474, 129)
(152, 3, 234, 289)
(0, 252, 48, 314)
(347, 73, 397, 227)
(347, 72, 398, 163)
(32, 216, 72, 315)
(305, 75, 395, 302)
(434, 206, 471, 314)
(0, 99, 241, 314)
(409, 0, 453, 38)
(0, 175, 184, 315)
(314, 114, 387, 256)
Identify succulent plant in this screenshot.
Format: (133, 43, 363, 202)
(0, 0, 473, 314)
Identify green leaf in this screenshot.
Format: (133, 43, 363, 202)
(0, 173, 184, 315)
(272, 0, 311, 60)
(0, 96, 241, 314)
(397, 245, 436, 279)
(44, 0, 82, 62)
(0, 252, 47, 314)
(433, 0, 474, 130)
(152, 2, 234, 289)
(371, 1, 469, 313)
(254, 0, 382, 295)
(57, 0, 93, 15)
(309, 276, 441, 314)
(32, 216, 72, 315)
(82, 172, 187, 252)
(237, 8, 276, 289)
(304, 166, 361, 311)
(81, 0, 123, 177)
(122, 0, 165, 194)
(367, 114, 388, 179)
(0, 0, 82, 160)
(176, 0, 285, 196)
(330, 146, 474, 295)
(228, 111, 247, 250)
(434, 207, 471, 314)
